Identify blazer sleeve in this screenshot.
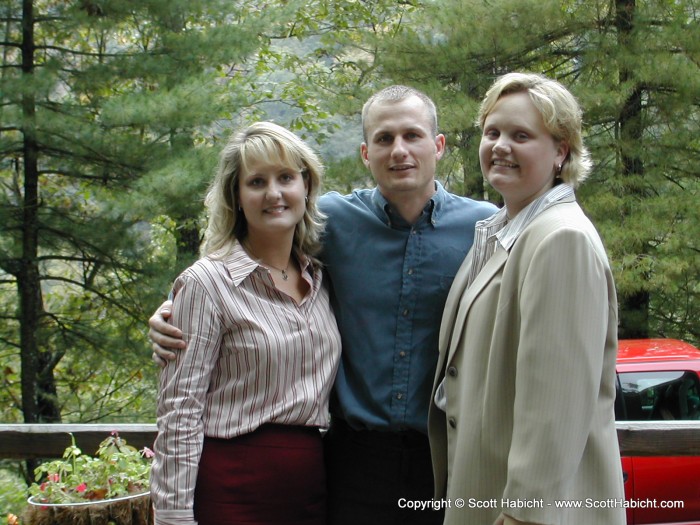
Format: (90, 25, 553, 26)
(502, 224, 612, 510)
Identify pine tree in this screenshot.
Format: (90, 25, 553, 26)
(378, 0, 700, 344)
(0, 0, 277, 432)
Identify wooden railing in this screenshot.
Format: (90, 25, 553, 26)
(0, 424, 157, 460)
(1, 421, 700, 459)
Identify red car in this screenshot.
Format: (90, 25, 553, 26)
(616, 338, 700, 524)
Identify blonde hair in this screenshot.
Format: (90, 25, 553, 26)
(201, 122, 326, 259)
(476, 72, 592, 187)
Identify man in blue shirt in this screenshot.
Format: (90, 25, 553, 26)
(149, 86, 496, 524)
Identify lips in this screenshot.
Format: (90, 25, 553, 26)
(492, 159, 518, 168)
(264, 206, 288, 214)
(390, 164, 415, 171)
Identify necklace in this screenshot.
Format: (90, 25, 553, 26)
(263, 261, 290, 280)
(243, 242, 291, 280)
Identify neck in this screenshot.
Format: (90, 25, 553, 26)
(242, 234, 295, 270)
(382, 186, 436, 225)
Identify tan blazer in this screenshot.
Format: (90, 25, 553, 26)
(428, 199, 625, 525)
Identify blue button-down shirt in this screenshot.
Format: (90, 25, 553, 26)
(319, 182, 497, 433)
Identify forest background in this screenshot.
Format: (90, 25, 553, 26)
(1, 0, 698, 515)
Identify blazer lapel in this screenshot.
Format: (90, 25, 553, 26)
(444, 246, 508, 363)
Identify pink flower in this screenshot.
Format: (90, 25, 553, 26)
(141, 447, 155, 458)
(75, 483, 87, 493)
(48, 473, 60, 483)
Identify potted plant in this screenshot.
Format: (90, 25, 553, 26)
(23, 432, 154, 525)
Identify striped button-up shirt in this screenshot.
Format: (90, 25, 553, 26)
(151, 242, 341, 525)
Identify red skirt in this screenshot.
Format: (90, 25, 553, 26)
(194, 424, 325, 525)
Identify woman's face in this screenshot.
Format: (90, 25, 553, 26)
(238, 160, 308, 240)
(479, 91, 569, 217)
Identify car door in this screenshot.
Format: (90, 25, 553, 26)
(617, 369, 700, 524)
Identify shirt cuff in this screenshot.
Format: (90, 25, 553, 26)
(154, 508, 197, 525)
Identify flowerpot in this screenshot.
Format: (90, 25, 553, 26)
(23, 492, 153, 525)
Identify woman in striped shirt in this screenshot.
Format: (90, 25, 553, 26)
(150, 122, 341, 525)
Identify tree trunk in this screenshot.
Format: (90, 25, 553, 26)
(19, 0, 62, 424)
(616, 0, 649, 339)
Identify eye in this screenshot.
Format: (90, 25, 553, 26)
(515, 131, 530, 141)
(247, 177, 265, 187)
(484, 129, 499, 139)
(376, 134, 392, 144)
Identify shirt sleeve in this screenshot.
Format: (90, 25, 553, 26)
(151, 272, 224, 520)
(502, 226, 612, 515)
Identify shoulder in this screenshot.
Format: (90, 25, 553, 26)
(437, 186, 498, 223)
(320, 189, 373, 212)
(530, 201, 596, 235)
(522, 202, 609, 259)
(454, 194, 498, 215)
(175, 257, 230, 290)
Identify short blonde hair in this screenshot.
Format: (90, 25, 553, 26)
(476, 72, 592, 187)
(201, 122, 326, 259)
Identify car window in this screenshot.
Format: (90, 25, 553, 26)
(616, 370, 700, 421)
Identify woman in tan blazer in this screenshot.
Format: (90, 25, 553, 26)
(429, 73, 625, 525)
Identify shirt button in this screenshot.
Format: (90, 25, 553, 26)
(447, 366, 458, 377)
(407, 268, 414, 275)
(399, 351, 406, 358)
(402, 309, 409, 316)
(396, 393, 403, 400)
(448, 417, 457, 429)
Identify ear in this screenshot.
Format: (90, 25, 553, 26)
(555, 140, 570, 167)
(435, 134, 446, 161)
(360, 143, 371, 168)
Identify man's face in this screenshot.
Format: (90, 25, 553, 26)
(361, 96, 445, 204)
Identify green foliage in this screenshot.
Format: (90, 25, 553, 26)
(0, 465, 28, 520)
(0, 0, 281, 426)
(1, 0, 697, 438)
(324, 155, 374, 195)
(377, 0, 700, 344)
(28, 433, 153, 503)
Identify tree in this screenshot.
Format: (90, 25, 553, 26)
(377, 0, 700, 344)
(0, 0, 276, 436)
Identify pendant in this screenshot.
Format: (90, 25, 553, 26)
(281, 270, 288, 281)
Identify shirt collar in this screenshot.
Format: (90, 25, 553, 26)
(495, 184, 576, 251)
(218, 241, 311, 286)
(371, 181, 446, 228)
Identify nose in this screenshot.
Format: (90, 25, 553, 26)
(493, 139, 510, 154)
(391, 137, 408, 158)
(265, 182, 282, 200)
